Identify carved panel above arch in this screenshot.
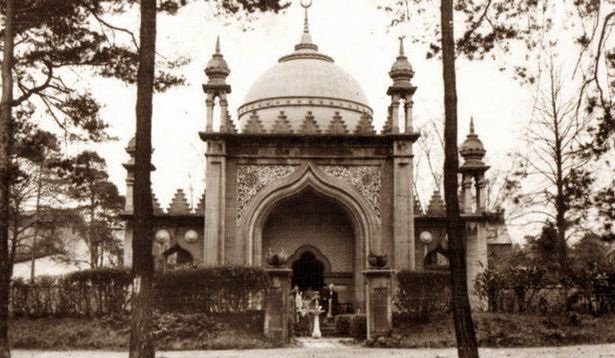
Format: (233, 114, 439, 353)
(318, 165, 382, 221)
(236, 164, 297, 222)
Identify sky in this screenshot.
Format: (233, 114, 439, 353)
(81, 0, 532, 238)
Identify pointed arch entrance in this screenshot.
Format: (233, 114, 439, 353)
(239, 163, 380, 308)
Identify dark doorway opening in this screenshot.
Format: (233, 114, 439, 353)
(291, 251, 325, 292)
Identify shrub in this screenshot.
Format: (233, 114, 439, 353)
(153, 311, 223, 342)
(396, 270, 450, 322)
(154, 265, 269, 313)
(10, 265, 270, 317)
(61, 267, 132, 317)
(334, 314, 352, 336)
(348, 314, 367, 340)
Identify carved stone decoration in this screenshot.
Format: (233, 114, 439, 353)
(225, 111, 238, 133)
(319, 165, 382, 220)
(152, 192, 164, 215)
(299, 111, 321, 134)
(244, 112, 266, 133)
(327, 112, 349, 134)
(168, 188, 191, 215)
(236, 165, 297, 222)
(354, 113, 376, 134)
(271, 111, 293, 134)
(381, 106, 393, 134)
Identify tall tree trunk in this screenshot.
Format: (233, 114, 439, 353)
(0, 0, 15, 356)
(89, 200, 97, 269)
(440, 1, 479, 357)
(129, 0, 156, 357)
(30, 160, 44, 283)
(549, 75, 568, 278)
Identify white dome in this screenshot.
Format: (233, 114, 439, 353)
(237, 34, 373, 134)
(244, 58, 369, 106)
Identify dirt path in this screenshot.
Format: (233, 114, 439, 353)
(12, 343, 615, 358)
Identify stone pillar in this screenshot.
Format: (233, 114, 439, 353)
(476, 175, 487, 212)
(219, 94, 228, 133)
(264, 268, 292, 342)
(465, 221, 488, 310)
(364, 269, 394, 339)
(393, 140, 415, 269)
(390, 95, 400, 134)
(463, 174, 474, 214)
(204, 140, 226, 265)
(404, 95, 413, 134)
(205, 94, 215, 132)
(124, 173, 134, 213)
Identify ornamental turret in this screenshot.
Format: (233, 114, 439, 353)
(386, 36, 417, 134)
(203, 37, 232, 132)
(460, 118, 487, 169)
(459, 118, 490, 213)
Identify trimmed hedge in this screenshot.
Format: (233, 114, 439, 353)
(396, 270, 450, 323)
(11, 268, 132, 317)
(155, 265, 269, 313)
(474, 265, 615, 315)
(10, 266, 269, 317)
(334, 314, 366, 340)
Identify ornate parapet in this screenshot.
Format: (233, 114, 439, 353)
(235, 163, 383, 225)
(236, 165, 297, 222)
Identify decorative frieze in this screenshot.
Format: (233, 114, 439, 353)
(271, 111, 293, 134)
(244, 112, 266, 133)
(327, 112, 349, 134)
(299, 111, 321, 134)
(236, 165, 297, 222)
(319, 165, 382, 220)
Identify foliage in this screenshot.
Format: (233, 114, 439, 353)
(152, 311, 222, 344)
(8, 312, 273, 350)
(155, 265, 269, 313)
(396, 270, 450, 322)
(55, 151, 125, 268)
(334, 314, 351, 336)
(348, 314, 367, 340)
(475, 252, 615, 316)
(10, 265, 270, 317)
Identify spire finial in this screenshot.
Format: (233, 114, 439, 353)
(398, 35, 406, 56)
(470, 116, 475, 134)
(301, 0, 312, 34)
(215, 35, 220, 54)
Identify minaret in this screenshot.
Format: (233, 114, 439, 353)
(123, 137, 157, 214)
(203, 37, 232, 132)
(459, 118, 490, 212)
(122, 137, 136, 214)
(387, 36, 417, 134)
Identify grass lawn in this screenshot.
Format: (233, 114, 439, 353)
(370, 312, 615, 348)
(9, 312, 276, 350)
(8, 312, 615, 350)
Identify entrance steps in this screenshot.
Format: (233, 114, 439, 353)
(296, 337, 354, 349)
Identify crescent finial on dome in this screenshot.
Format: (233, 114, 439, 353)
(302, 0, 312, 34)
(398, 35, 406, 56)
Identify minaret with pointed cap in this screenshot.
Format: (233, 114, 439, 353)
(203, 36, 232, 132)
(387, 36, 417, 134)
(459, 118, 490, 212)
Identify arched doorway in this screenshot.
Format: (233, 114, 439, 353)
(262, 188, 355, 304)
(291, 251, 325, 292)
(241, 164, 381, 309)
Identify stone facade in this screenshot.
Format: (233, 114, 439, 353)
(121, 8, 512, 313)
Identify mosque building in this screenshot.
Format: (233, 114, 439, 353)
(122, 3, 511, 311)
